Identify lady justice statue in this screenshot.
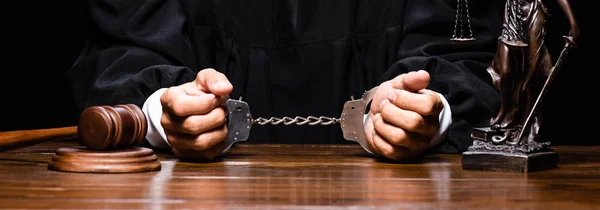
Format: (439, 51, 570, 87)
(461, 0, 580, 172)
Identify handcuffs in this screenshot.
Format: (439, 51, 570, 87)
(221, 86, 379, 154)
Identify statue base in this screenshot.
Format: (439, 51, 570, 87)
(462, 127, 558, 173)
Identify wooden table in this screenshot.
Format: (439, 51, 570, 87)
(1, 141, 598, 209)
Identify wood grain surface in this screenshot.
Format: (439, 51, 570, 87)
(0, 141, 598, 209)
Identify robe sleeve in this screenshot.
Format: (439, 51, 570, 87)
(381, 0, 503, 153)
(65, 0, 198, 114)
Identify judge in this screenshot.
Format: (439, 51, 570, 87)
(66, 0, 505, 162)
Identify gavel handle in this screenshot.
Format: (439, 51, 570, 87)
(0, 126, 78, 152)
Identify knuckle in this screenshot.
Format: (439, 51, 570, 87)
(380, 104, 392, 118)
(215, 70, 226, 77)
(373, 116, 383, 128)
(163, 88, 176, 105)
(218, 125, 229, 137)
(214, 108, 227, 125)
(195, 73, 203, 83)
(169, 100, 186, 116)
(160, 113, 170, 128)
(160, 89, 169, 105)
(426, 94, 443, 114)
(370, 102, 380, 114)
(202, 68, 219, 79)
(373, 122, 383, 133)
(381, 81, 392, 90)
(373, 135, 393, 158)
(180, 118, 201, 134)
(391, 75, 404, 88)
(405, 113, 424, 131)
(380, 147, 395, 160)
(221, 125, 229, 137)
(388, 130, 407, 145)
(380, 147, 404, 161)
(193, 137, 211, 151)
(199, 68, 214, 76)
(380, 101, 389, 112)
(212, 126, 229, 142)
(421, 99, 436, 115)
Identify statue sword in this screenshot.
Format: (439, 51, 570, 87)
(515, 35, 577, 144)
(221, 86, 380, 153)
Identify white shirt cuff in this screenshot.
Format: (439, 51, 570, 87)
(142, 88, 170, 149)
(430, 92, 452, 148)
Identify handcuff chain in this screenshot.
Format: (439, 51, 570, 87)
(253, 116, 340, 126)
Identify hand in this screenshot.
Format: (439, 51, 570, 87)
(160, 68, 233, 162)
(569, 23, 580, 41)
(365, 70, 443, 161)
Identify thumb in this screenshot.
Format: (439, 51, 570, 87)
(195, 68, 233, 96)
(391, 70, 430, 92)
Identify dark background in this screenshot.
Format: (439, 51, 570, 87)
(1, 1, 596, 145)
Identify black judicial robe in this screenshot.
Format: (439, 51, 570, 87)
(66, 0, 505, 153)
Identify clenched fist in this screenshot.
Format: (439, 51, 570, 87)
(160, 68, 233, 162)
(365, 70, 444, 161)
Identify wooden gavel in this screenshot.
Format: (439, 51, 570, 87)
(0, 104, 147, 152)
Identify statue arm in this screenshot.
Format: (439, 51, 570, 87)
(555, 0, 580, 40)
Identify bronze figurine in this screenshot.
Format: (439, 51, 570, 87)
(462, 0, 580, 172)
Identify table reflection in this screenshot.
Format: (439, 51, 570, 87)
(146, 157, 471, 207)
(0, 143, 594, 209)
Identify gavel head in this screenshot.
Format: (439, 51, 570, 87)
(78, 104, 147, 150)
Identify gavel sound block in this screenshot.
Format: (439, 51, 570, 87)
(0, 104, 161, 173)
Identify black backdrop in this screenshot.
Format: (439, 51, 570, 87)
(1, 1, 595, 145)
